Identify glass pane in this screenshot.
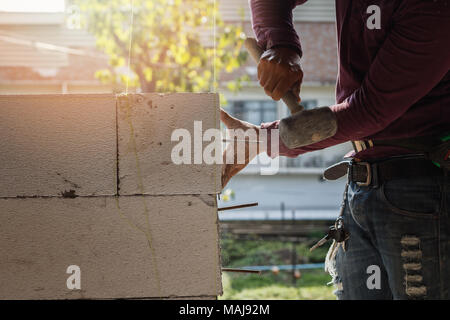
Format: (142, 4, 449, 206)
(228, 100, 277, 124)
(232, 101, 245, 120)
(243, 101, 261, 125)
(261, 101, 276, 109)
(261, 101, 277, 122)
(246, 109, 261, 125)
(302, 100, 318, 110)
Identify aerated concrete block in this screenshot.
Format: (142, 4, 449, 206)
(117, 93, 222, 195)
(0, 94, 117, 197)
(0, 195, 222, 299)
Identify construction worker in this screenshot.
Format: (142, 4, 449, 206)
(221, 0, 450, 299)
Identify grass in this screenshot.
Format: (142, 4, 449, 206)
(219, 236, 336, 300)
(220, 270, 335, 300)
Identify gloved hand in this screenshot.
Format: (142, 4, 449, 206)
(220, 109, 266, 188)
(258, 46, 303, 102)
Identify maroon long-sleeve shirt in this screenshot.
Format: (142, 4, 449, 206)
(252, 0, 450, 159)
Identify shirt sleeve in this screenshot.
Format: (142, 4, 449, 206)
(332, 0, 450, 142)
(249, 0, 307, 56)
(265, 0, 450, 158)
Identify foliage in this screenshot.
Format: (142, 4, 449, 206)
(220, 272, 335, 300)
(73, 0, 248, 93)
(221, 188, 235, 202)
(220, 236, 330, 268)
(219, 236, 334, 300)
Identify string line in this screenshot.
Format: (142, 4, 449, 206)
(117, 0, 162, 296)
(212, 0, 221, 295)
(125, 0, 134, 94)
(213, 0, 217, 92)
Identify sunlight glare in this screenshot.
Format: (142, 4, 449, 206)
(0, 0, 65, 12)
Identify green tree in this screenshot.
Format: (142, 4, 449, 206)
(73, 0, 247, 93)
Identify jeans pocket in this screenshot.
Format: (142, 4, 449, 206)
(379, 177, 441, 218)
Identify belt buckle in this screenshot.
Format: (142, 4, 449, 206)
(356, 162, 372, 187)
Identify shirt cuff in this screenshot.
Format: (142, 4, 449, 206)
(329, 100, 353, 141)
(260, 28, 303, 57)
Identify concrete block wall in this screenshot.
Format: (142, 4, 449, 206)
(117, 93, 221, 195)
(0, 93, 222, 299)
(0, 94, 117, 197)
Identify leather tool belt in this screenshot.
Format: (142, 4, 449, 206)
(324, 156, 445, 187)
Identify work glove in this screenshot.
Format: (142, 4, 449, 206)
(220, 109, 266, 188)
(258, 46, 303, 102)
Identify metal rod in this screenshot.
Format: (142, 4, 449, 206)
(218, 202, 258, 211)
(226, 263, 325, 272)
(222, 268, 261, 274)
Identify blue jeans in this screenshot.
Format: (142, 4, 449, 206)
(330, 160, 450, 299)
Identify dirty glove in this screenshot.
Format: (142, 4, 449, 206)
(258, 46, 303, 102)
